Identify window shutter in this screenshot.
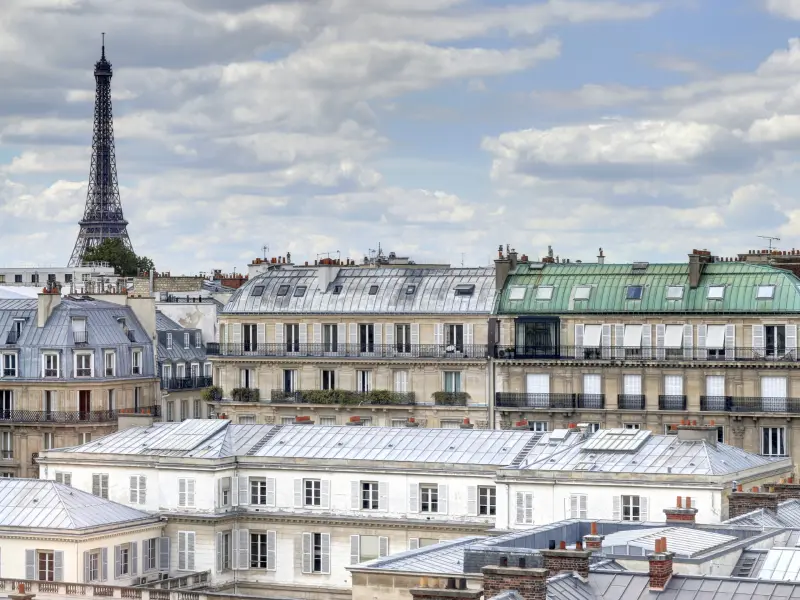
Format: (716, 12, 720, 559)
(337, 323, 346, 349)
(129, 476, 138, 503)
(411, 323, 420, 346)
(612, 496, 621, 520)
(186, 479, 195, 507)
(187, 532, 196, 570)
(697, 324, 707, 360)
(64, 473, 71, 486)
(299, 323, 308, 345)
(351, 481, 360, 510)
(237, 529, 248, 571)
(275, 323, 284, 346)
(614, 324, 624, 358)
(409, 483, 419, 513)
(56, 472, 63, 484)
(158, 537, 170, 571)
(232, 529, 238, 570)
(236, 476, 248, 505)
(385, 324, 394, 348)
(321, 479, 330, 508)
(131, 541, 138, 576)
(139, 476, 146, 504)
(641, 324, 652, 359)
(115, 544, 122, 578)
(570, 495, 578, 519)
(379, 482, 388, 511)
(179, 479, 186, 507)
(788, 324, 797, 359)
(580, 495, 588, 518)
(655, 324, 666, 360)
(434, 323, 444, 346)
(408, 538, 419, 550)
(464, 323, 474, 347)
(574, 324, 584, 358)
(102, 547, 108, 581)
(321, 533, 331, 574)
(25, 549, 35, 580)
(640, 497, 649, 521)
(92, 474, 100, 496)
(349, 323, 358, 345)
(84, 551, 90, 582)
(294, 479, 303, 507)
(228, 476, 237, 507)
(467, 486, 477, 515)
(301, 533, 312, 573)
(379, 536, 389, 557)
(256, 323, 266, 347)
(725, 324, 736, 361)
(232, 323, 242, 347)
(350, 535, 360, 565)
(266, 478, 276, 506)
(524, 493, 534, 524)
(601, 324, 612, 359)
(216, 533, 223, 573)
(515, 492, 524, 524)
(438, 484, 448, 514)
(267, 531, 277, 571)
(683, 324, 693, 360)
(374, 322, 382, 348)
(178, 534, 186, 570)
(313, 323, 322, 344)
(752, 324, 765, 356)
(54, 550, 64, 582)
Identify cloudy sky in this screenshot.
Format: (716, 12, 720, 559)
(3, 0, 800, 273)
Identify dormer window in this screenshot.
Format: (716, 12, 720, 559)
(2, 353, 17, 377)
(251, 285, 265, 297)
(707, 285, 725, 300)
(71, 318, 87, 345)
(75, 352, 93, 378)
(166, 333, 173, 350)
(535, 286, 554, 301)
(43, 353, 59, 378)
(509, 287, 526, 301)
(666, 286, 684, 300)
(104, 350, 116, 377)
(454, 284, 474, 296)
(184, 333, 190, 349)
(574, 286, 592, 300)
(7, 319, 24, 344)
(294, 286, 307, 297)
(626, 286, 643, 300)
(332, 285, 343, 295)
(277, 285, 290, 297)
(757, 285, 775, 299)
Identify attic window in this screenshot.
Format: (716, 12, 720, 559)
(277, 285, 290, 297)
(535, 286, 553, 301)
(757, 285, 775, 299)
(574, 286, 592, 300)
(251, 285, 265, 297)
(509, 286, 526, 301)
(707, 285, 725, 300)
(332, 285, 343, 295)
(369, 285, 379, 295)
(406, 285, 416, 295)
(454, 284, 475, 296)
(666, 286, 684, 300)
(626, 286, 643, 300)
(293, 286, 307, 297)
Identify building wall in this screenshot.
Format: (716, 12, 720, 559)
(163, 389, 209, 422)
(157, 302, 219, 343)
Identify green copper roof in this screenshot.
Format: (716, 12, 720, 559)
(496, 261, 800, 314)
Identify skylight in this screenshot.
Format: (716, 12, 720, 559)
(626, 286, 643, 300)
(276, 285, 290, 297)
(406, 285, 416, 295)
(757, 285, 775, 299)
(509, 286, 526, 301)
(666, 286, 683, 300)
(454, 284, 475, 296)
(332, 285, 342, 295)
(293, 286, 307, 297)
(368, 285, 379, 295)
(707, 285, 725, 300)
(535, 286, 554, 301)
(574, 286, 592, 300)
(251, 285, 265, 297)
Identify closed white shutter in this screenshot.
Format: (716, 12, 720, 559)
(313, 323, 322, 344)
(216, 532, 223, 573)
(158, 538, 170, 571)
(706, 375, 725, 396)
(683, 324, 693, 360)
(408, 538, 420, 550)
(349, 323, 357, 345)
(612, 496, 621, 520)
(623, 324, 643, 348)
(409, 483, 419, 513)
(187, 479, 195, 507)
(725, 324, 736, 361)
(762, 376, 788, 412)
(394, 370, 408, 393)
(379, 537, 389, 558)
(232, 323, 242, 347)
(299, 324, 307, 346)
(350, 536, 360, 565)
(275, 323, 284, 346)
(238, 476, 248, 506)
(351, 481, 360, 510)
(320, 533, 331, 574)
(526, 374, 549, 394)
(664, 375, 683, 396)
(379, 482, 388, 511)
(179, 479, 186, 507)
(321, 480, 330, 508)
(640, 497, 649, 521)
(579, 494, 588, 518)
(583, 374, 601, 395)
(524, 493, 534, 524)
(788, 324, 797, 360)
(130, 476, 138, 503)
(237, 529, 248, 571)
(614, 324, 624, 358)
(257, 323, 266, 347)
(623, 375, 641, 395)
(178, 533, 187, 570)
(266, 478, 276, 507)
(515, 492, 525, 524)
(411, 323, 420, 346)
(467, 486, 477, 515)
(655, 324, 666, 360)
(464, 323, 474, 347)
(267, 531, 276, 571)
(752, 324, 765, 357)
(574, 324, 584, 358)
(26, 549, 35, 580)
(641, 324, 652, 359)
(570, 494, 578, 519)
(294, 479, 303, 507)
(697, 324, 707, 360)
(337, 323, 346, 350)
(385, 323, 394, 348)
(601, 324, 612, 359)
(438, 484, 448, 514)
(374, 322, 382, 349)
(54, 551, 64, 582)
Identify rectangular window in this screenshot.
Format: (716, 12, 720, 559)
(391, 419, 406, 427)
(0, 431, 12, 459)
(75, 353, 92, 377)
(319, 416, 337, 425)
(394, 370, 408, 393)
(361, 481, 379, 510)
(166, 333, 173, 350)
(707, 285, 725, 299)
(44, 390, 55, 416)
(184, 333, 190, 349)
(88, 551, 100, 581)
(180, 400, 188, 421)
(43, 432, 54, 450)
(396, 324, 411, 353)
(0, 389, 12, 418)
(238, 415, 255, 424)
(531, 421, 548, 432)
(178, 478, 196, 507)
(251, 477, 268, 505)
(311, 533, 326, 573)
(666, 285, 684, 299)
(322, 370, 336, 390)
(439, 420, 460, 428)
(92, 473, 109, 498)
(358, 535, 384, 562)
(79, 432, 91, 444)
(204, 362, 212, 377)
(621, 495, 641, 521)
(420, 484, 438, 513)
(515, 318, 558, 356)
(356, 370, 372, 392)
(281, 416, 295, 425)
(43, 353, 59, 378)
(479, 486, 496, 516)
(445, 324, 464, 351)
(104, 350, 115, 377)
(119, 544, 130, 575)
(305, 479, 322, 506)
(250, 532, 270, 569)
(176, 363, 186, 379)
(2, 353, 17, 377)
(570, 494, 588, 519)
(195, 332, 201, 348)
(243, 324, 257, 352)
(132, 350, 142, 375)
(130, 475, 146, 504)
(762, 427, 787, 456)
(220, 532, 231, 571)
(359, 324, 375, 353)
(626, 286, 643, 300)
(240, 368, 252, 389)
(166, 401, 174, 422)
(443, 371, 461, 393)
(322, 324, 338, 352)
(143, 538, 157, 571)
(178, 532, 196, 571)
(285, 324, 300, 352)
(55, 471, 71, 486)
(624, 423, 641, 430)
(38, 551, 55, 581)
(766, 325, 787, 358)
(283, 369, 297, 393)
(134, 387, 141, 411)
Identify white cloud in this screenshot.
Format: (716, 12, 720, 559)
(765, 0, 800, 19)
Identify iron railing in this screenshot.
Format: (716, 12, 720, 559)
(73, 331, 89, 344)
(658, 395, 687, 411)
(495, 393, 605, 410)
(207, 342, 488, 359)
(699, 396, 800, 413)
(618, 395, 646, 410)
(494, 345, 800, 363)
(161, 376, 213, 391)
(0, 406, 161, 423)
(270, 389, 416, 406)
(433, 392, 469, 406)
(576, 394, 605, 409)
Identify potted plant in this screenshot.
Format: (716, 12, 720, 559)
(201, 385, 223, 402)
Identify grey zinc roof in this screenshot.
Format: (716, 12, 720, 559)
(0, 479, 152, 530)
(602, 527, 737, 558)
(758, 548, 800, 581)
(725, 499, 800, 528)
(358, 537, 483, 574)
(222, 266, 497, 315)
(156, 310, 206, 363)
(156, 311, 182, 330)
(516, 429, 780, 476)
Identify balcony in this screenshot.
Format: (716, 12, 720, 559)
(618, 394, 646, 410)
(658, 395, 687, 411)
(161, 376, 213, 391)
(0, 406, 161, 423)
(73, 331, 89, 344)
(269, 389, 416, 406)
(700, 396, 800, 413)
(576, 394, 605, 409)
(207, 342, 488, 360)
(495, 393, 577, 410)
(494, 345, 800, 363)
(433, 391, 470, 406)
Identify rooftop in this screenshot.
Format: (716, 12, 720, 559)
(726, 499, 800, 528)
(0, 479, 153, 530)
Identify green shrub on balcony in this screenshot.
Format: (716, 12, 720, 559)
(231, 388, 260, 402)
(201, 385, 223, 402)
(433, 391, 470, 406)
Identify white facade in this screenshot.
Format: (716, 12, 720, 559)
(0, 264, 116, 293)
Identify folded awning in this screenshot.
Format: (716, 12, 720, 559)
(665, 325, 683, 349)
(623, 325, 643, 348)
(706, 325, 725, 350)
(583, 325, 602, 348)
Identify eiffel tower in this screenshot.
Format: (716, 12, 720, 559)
(68, 35, 133, 267)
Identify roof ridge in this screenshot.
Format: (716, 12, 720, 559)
(50, 481, 79, 528)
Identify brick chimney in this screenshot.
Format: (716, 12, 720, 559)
(495, 244, 512, 292)
(409, 578, 481, 600)
(460, 418, 474, 430)
(583, 522, 604, 552)
(540, 541, 592, 581)
(649, 537, 673, 591)
(728, 485, 779, 519)
(688, 249, 713, 289)
(663, 496, 698, 525)
(769, 476, 800, 501)
(482, 565, 548, 600)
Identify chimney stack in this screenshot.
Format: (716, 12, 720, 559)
(688, 249, 713, 289)
(409, 579, 481, 600)
(663, 496, 698, 525)
(648, 538, 673, 591)
(460, 418, 474, 429)
(482, 565, 548, 600)
(728, 485, 779, 519)
(583, 522, 604, 551)
(676, 422, 718, 446)
(495, 244, 512, 292)
(37, 291, 62, 328)
(597, 248, 605, 265)
(540, 541, 593, 581)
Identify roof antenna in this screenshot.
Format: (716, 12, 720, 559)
(101, 32, 105, 59)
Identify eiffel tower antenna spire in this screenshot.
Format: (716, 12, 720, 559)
(68, 35, 133, 267)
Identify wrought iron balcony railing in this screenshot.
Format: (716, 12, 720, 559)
(495, 393, 578, 409)
(618, 394, 646, 410)
(576, 394, 605, 409)
(658, 395, 687, 411)
(161, 376, 213, 391)
(0, 406, 161, 423)
(207, 342, 488, 360)
(433, 392, 469, 406)
(269, 389, 416, 406)
(699, 396, 800, 413)
(495, 345, 800, 363)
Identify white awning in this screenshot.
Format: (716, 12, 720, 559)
(623, 325, 643, 348)
(583, 325, 602, 348)
(706, 325, 725, 350)
(664, 325, 683, 349)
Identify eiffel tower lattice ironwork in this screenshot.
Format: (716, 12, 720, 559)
(68, 36, 133, 267)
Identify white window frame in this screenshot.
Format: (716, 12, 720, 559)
(132, 349, 142, 375)
(74, 352, 94, 378)
(570, 493, 588, 519)
(757, 285, 775, 299)
(479, 486, 496, 516)
(762, 427, 787, 456)
(104, 350, 116, 377)
(666, 285, 684, 300)
(535, 286, 553, 301)
(166, 333, 173, 350)
(621, 495, 643, 521)
(129, 475, 147, 505)
(42, 353, 59, 378)
(707, 285, 725, 300)
(1, 353, 18, 378)
(443, 371, 461, 393)
(304, 479, 322, 507)
(420, 484, 439, 513)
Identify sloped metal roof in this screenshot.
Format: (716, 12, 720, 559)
(602, 527, 737, 558)
(0, 479, 152, 530)
(222, 267, 497, 315)
(155, 311, 206, 363)
(156, 311, 182, 330)
(358, 537, 482, 573)
(725, 499, 800, 528)
(497, 261, 800, 314)
(759, 548, 800, 581)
